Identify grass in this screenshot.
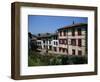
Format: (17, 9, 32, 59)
(28, 50, 87, 66)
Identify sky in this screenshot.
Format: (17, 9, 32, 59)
(28, 15, 87, 34)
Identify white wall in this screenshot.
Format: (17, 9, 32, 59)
(0, 0, 100, 82)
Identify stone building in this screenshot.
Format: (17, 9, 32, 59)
(57, 23, 87, 56)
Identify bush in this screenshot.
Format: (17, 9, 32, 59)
(49, 57, 62, 65)
(28, 50, 87, 66)
(67, 55, 87, 64)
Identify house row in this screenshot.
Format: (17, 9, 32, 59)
(29, 23, 87, 56)
(36, 33, 59, 53)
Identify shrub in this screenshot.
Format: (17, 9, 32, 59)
(68, 55, 87, 64)
(28, 50, 87, 66)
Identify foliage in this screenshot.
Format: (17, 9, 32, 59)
(28, 50, 87, 66)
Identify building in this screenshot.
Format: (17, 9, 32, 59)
(36, 33, 52, 50)
(29, 23, 87, 56)
(28, 32, 37, 50)
(57, 23, 87, 56)
(36, 33, 59, 53)
(50, 33, 59, 52)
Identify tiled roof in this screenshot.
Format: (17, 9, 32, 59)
(57, 23, 87, 31)
(36, 33, 57, 38)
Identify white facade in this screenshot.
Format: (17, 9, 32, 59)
(37, 39, 59, 52)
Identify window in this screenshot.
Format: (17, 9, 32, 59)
(62, 39, 64, 44)
(59, 40, 61, 44)
(59, 39, 67, 44)
(66, 49, 68, 53)
(59, 39, 63, 44)
(59, 48, 62, 52)
(64, 39, 68, 45)
(72, 29, 75, 36)
(78, 39, 82, 47)
(78, 50, 82, 55)
(44, 45, 45, 48)
(54, 47, 57, 51)
(54, 41, 58, 45)
(49, 40, 51, 44)
(71, 39, 76, 46)
(43, 40, 45, 43)
(49, 46, 52, 50)
(63, 48, 65, 53)
(63, 30, 66, 36)
(77, 28, 81, 35)
(72, 49, 75, 55)
(54, 41, 55, 45)
(38, 42, 41, 45)
(56, 42, 58, 45)
(60, 31, 62, 36)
